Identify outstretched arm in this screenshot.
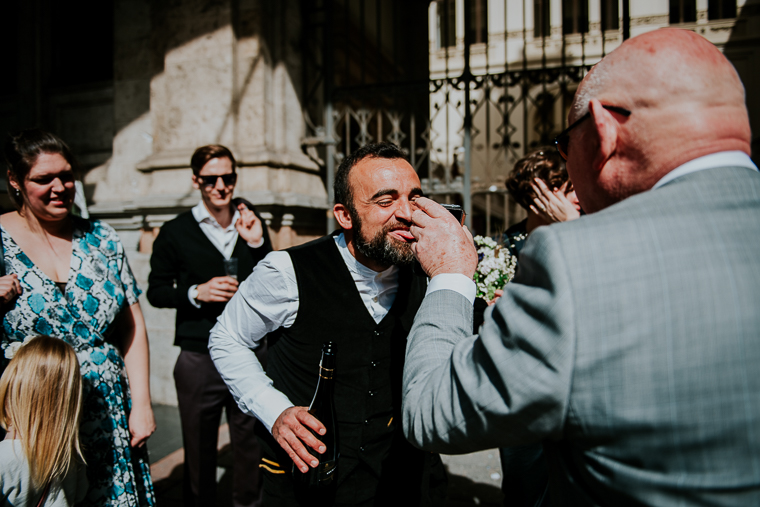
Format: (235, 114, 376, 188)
(404, 215, 576, 453)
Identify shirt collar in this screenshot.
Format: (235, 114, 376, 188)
(191, 201, 240, 231)
(334, 232, 399, 281)
(653, 151, 758, 189)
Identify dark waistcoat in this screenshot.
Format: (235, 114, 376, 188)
(265, 234, 427, 482)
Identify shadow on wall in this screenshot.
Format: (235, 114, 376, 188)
(88, 0, 309, 209)
(0, 0, 307, 208)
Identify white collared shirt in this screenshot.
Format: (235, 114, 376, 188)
(652, 151, 757, 189)
(191, 200, 242, 260)
(429, 151, 760, 303)
(208, 233, 401, 432)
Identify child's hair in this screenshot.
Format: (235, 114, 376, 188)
(0, 335, 85, 490)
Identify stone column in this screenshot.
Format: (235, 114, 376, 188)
(89, 0, 327, 217)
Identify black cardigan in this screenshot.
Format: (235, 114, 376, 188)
(147, 201, 272, 352)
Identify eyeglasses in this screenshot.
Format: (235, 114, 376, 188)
(196, 173, 237, 187)
(553, 105, 631, 160)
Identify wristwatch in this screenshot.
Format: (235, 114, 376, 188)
(188, 285, 200, 308)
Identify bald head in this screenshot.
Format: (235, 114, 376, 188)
(575, 29, 746, 119)
(568, 29, 751, 212)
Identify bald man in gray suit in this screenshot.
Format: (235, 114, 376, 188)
(403, 28, 760, 506)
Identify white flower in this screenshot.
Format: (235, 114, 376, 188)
(4, 341, 23, 360)
(472, 235, 518, 299)
(3, 336, 38, 360)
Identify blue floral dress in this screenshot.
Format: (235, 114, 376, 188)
(0, 218, 156, 507)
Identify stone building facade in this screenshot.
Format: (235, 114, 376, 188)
(2, 0, 759, 404)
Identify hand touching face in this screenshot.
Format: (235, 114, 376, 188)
(334, 157, 423, 271)
(409, 197, 478, 279)
(529, 179, 581, 223)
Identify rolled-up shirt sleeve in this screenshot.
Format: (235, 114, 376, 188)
(209, 251, 299, 433)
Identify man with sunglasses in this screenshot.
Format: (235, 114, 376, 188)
(403, 28, 760, 505)
(148, 144, 272, 507)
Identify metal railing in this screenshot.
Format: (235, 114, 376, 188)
(301, 0, 630, 236)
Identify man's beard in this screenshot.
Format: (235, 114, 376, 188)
(352, 213, 415, 268)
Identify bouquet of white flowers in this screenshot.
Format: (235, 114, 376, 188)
(473, 235, 518, 300)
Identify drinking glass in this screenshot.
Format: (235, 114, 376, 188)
(224, 258, 239, 281)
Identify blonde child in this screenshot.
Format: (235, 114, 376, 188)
(0, 335, 88, 506)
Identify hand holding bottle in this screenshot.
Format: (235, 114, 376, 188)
(272, 406, 327, 473)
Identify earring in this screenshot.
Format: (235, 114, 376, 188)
(12, 187, 21, 199)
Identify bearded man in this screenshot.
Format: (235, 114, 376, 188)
(209, 142, 447, 506)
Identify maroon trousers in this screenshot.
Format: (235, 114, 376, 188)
(174, 350, 263, 507)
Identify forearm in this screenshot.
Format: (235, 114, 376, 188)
(208, 250, 299, 432)
(209, 320, 293, 432)
(121, 303, 152, 408)
(402, 289, 480, 453)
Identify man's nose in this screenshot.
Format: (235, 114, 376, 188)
(214, 176, 226, 191)
(395, 199, 414, 221)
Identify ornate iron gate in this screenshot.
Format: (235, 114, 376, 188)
(301, 0, 629, 236)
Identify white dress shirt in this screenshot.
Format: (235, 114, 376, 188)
(208, 233, 401, 432)
(192, 201, 243, 260)
(188, 201, 265, 307)
(430, 151, 760, 302)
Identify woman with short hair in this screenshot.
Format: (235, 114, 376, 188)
(503, 147, 581, 256)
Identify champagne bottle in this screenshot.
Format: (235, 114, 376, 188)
(293, 341, 338, 490)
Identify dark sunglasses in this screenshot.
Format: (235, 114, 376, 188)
(553, 105, 631, 160)
(196, 173, 237, 187)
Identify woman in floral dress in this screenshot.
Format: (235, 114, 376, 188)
(0, 129, 156, 506)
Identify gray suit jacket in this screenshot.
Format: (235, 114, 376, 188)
(403, 166, 760, 506)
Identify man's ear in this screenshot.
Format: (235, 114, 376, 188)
(588, 99, 619, 173)
(191, 174, 200, 191)
(333, 203, 353, 230)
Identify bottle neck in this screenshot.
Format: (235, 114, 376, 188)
(319, 363, 334, 381)
(319, 350, 335, 379)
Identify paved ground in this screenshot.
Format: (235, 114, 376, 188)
(148, 404, 504, 506)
